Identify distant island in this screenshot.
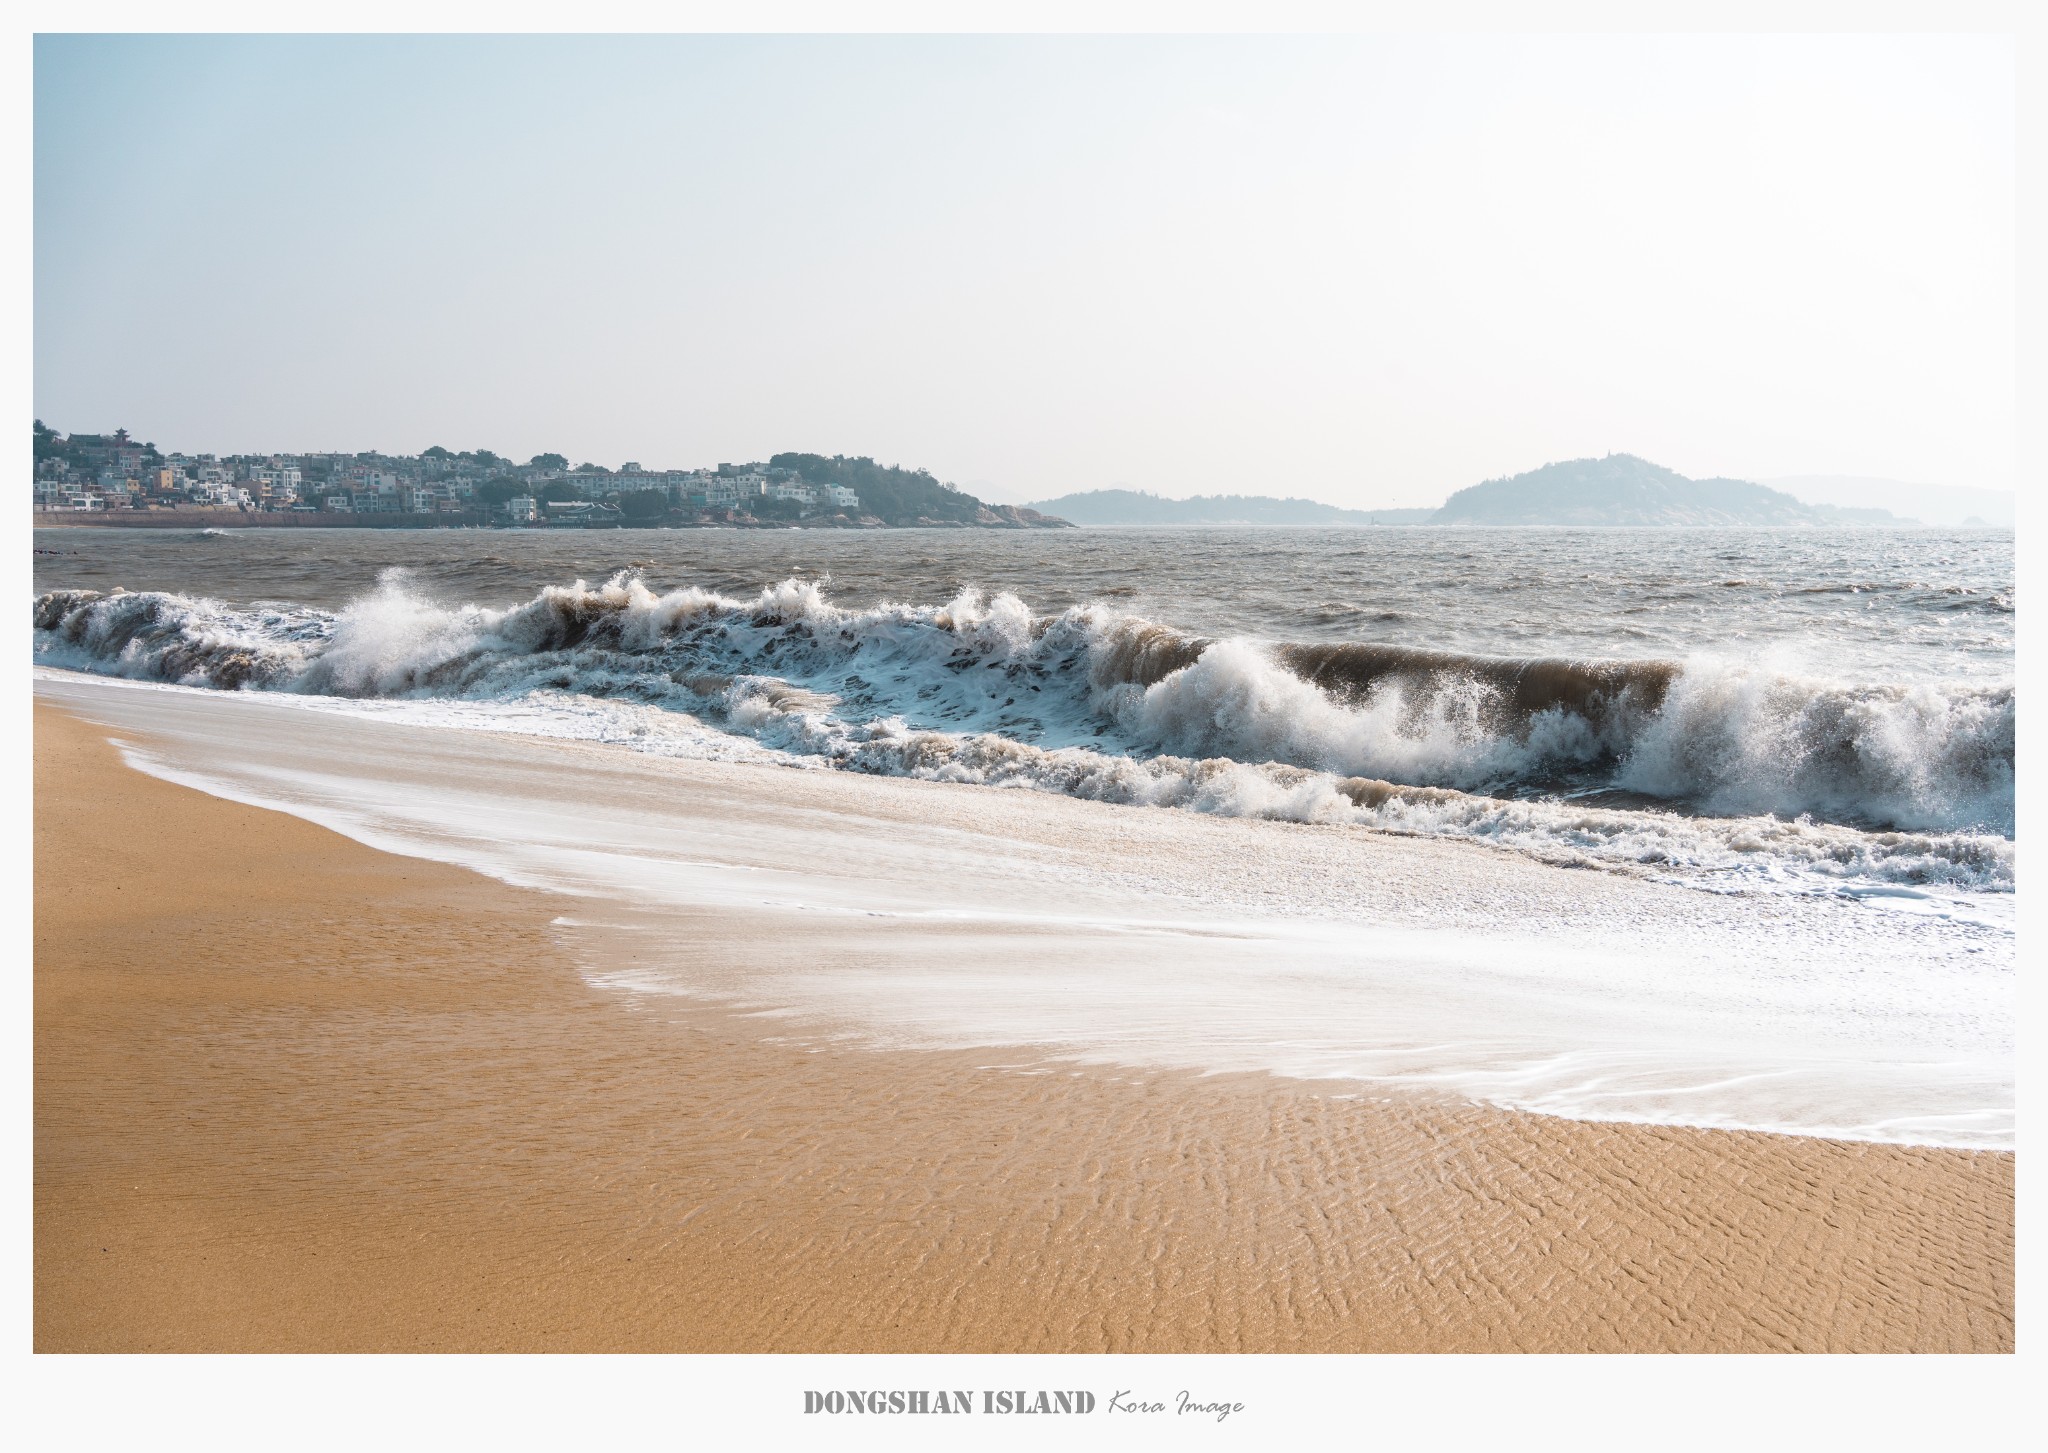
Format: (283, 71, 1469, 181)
(1431, 455, 1912, 527)
(1023, 489, 1435, 528)
(1762, 474, 2015, 528)
(1032, 454, 1947, 528)
(32, 423, 1072, 530)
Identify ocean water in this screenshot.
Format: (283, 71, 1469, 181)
(30, 523, 2015, 1147)
(33, 525, 2015, 901)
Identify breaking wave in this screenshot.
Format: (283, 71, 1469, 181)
(33, 573, 2015, 893)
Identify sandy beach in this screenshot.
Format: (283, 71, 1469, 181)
(34, 701, 2014, 1353)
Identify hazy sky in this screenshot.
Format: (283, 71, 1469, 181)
(35, 33, 2015, 506)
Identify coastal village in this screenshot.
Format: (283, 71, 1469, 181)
(30, 422, 1068, 529)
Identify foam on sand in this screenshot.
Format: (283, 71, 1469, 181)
(35, 668, 2013, 1150)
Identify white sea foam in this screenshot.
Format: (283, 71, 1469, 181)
(33, 670, 2014, 1150)
(32, 573, 2015, 898)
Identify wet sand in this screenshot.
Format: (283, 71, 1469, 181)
(34, 702, 2014, 1352)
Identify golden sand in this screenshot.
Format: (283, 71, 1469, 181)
(33, 703, 2013, 1352)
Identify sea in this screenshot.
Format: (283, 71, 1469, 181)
(31, 524, 2017, 1147)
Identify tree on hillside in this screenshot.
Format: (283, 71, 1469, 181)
(620, 490, 669, 521)
(476, 476, 529, 507)
(528, 453, 568, 470)
(768, 452, 985, 525)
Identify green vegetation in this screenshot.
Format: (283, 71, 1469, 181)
(770, 453, 980, 525)
(476, 476, 529, 507)
(33, 420, 162, 473)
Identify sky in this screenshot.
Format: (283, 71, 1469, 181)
(34, 33, 2016, 507)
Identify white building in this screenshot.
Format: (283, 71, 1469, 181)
(558, 468, 694, 501)
(506, 496, 538, 524)
(687, 472, 769, 509)
(825, 485, 860, 510)
(559, 471, 619, 499)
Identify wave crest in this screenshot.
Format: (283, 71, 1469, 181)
(33, 573, 2015, 888)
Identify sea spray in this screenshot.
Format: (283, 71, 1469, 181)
(32, 573, 2015, 893)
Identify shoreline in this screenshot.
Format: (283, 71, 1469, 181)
(36, 666, 2013, 1150)
(32, 513, 1069, 532)
(34, 701, 2016, 1352)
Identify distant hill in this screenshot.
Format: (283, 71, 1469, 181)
(1431, 454, 1909, 527)
(1023, 457, 1943, 530)
(1766, 475, 2011, 528)
(1022, 489, 1431, 527)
